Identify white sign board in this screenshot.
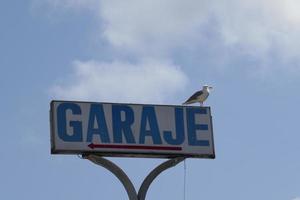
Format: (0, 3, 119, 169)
(50, 101, 215, 158)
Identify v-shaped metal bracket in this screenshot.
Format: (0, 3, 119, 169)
(83, 154, 185, 200)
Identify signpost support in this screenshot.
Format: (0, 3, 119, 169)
(83, 154, 138, 200)
(138, 157, 185, 200)
(83, 154, 185, 200)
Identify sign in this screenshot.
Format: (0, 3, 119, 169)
(50, 100, 215, 158)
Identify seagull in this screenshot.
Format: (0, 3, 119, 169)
(183, 85, 213, 106)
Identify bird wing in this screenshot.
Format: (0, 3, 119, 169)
(184, 90, 203, 103)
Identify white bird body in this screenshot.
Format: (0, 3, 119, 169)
(183, 85, 212, 106)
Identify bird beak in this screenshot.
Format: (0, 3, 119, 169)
(209, 86, 213, 89)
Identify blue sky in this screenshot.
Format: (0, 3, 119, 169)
(1, 0, 300, 199)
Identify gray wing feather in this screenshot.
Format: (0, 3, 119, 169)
(184, 90, 203, 103)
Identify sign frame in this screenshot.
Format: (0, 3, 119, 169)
(50, 100, 215, 159)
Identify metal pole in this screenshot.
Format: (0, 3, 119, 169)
(84, 154, 138, 200)
(83, 154, 185, 200)
(137, 157, 185, 200)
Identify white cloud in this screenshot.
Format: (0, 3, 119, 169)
(50, 59, 188, 104)
(99, 0, 300, 61)
(42, 0, 300, 100)
(213, 0, 300, 59)
(292, 197, 300, 200)
(98, 0, 211, 55)
(41, 0, 300, 63)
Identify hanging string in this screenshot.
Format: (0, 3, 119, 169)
(183, 159, 187, 200)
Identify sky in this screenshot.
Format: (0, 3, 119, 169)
(1, 0, 300, 199)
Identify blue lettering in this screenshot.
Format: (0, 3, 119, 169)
(87, 104, 110, 143)
(187, 107, 209, 146)
(164, 107, 184, 145)
(57, 103, 83, 142)
(139, 106, 162, 144)
(112, 105, 136, 144)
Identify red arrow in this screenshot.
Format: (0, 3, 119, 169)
(88, 143, 182, 151)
